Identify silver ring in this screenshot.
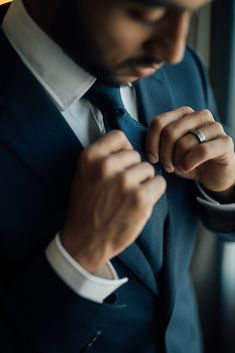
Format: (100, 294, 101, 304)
(189, 129, 206, 144)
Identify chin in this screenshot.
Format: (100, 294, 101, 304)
(105, 74, 143, 86)
(117, 76, 139, 84)
(93, 69, 141, 86)
(93, 74, 134, 87)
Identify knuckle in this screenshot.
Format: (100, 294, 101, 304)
(117, 172, 130, 190)
(214, 121, 224, 133)
(175, 138, 187, 152)
(142, 162, 155, 176)
(145, 162, 155, 176)
(133, 150, 141, 163)
(202, 109, 214, 121)
(181, 106, 194, 114)
(97, 158, 112, 178)
(131, 189, 145, 208)
(152, 116, 165, 130)
(159, 176, 167, 192)
(80, 149, 93, 166)
(224, 135, 234, 147)
(162, 125, 176, 142)
(112, 129, 127, 142)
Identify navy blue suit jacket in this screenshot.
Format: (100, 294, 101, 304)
(0, 11, 235, 353)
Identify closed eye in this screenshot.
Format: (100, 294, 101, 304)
(127, 7, 168, 26)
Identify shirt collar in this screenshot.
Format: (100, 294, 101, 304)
(2, 0, 96, 111)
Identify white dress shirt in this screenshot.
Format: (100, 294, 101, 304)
(3, 0, 234, 304)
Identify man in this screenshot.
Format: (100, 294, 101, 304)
(0, 0, 235, 352)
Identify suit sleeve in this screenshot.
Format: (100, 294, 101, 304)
(0, 145, 125, 353)
(1, 253, 126, 353)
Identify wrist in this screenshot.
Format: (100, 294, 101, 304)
(204, 183, 235, 204)
(59, 231, 106, 274)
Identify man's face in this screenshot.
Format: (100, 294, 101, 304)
(54, 0, 210, 85)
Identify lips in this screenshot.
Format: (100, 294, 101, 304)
(131, 63, 163, 78)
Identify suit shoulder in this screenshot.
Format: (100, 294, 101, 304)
(150, 46, 212, 110)
(163, 46, 209, 105)
(184, 46, 209, 83)
(164, 46, 208, 85)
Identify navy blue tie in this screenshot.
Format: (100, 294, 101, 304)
(84, 82, 168, 276)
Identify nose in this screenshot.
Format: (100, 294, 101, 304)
(144, 11, 190, 65)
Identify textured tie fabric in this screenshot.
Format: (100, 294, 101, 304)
(84, 82, 168, 276)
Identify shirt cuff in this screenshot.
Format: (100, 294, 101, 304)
(196, 182, 235, 211)
(45, 234, 128, 303)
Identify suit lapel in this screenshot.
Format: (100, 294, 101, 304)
(118, 243, 159, 296)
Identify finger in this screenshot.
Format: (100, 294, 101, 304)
(145, 106, 194, 164)
(173, 121, 225, 170)
(97, 150, 141, 178)
(181, 135, 234, 172)
(140, 175, 167, 206)
(83, 130, 133, 163)
(118, 162, 155, 188)
(158, 109, 214, 172)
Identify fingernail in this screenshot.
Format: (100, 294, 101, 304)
(163, 164, 174, 173)
(147, 154, 158, 164)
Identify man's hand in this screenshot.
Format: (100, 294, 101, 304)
(146, 106, 235, 199)
(60, 130, 166, 273)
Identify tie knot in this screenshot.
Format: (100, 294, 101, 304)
(84, 81, 125, 115)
